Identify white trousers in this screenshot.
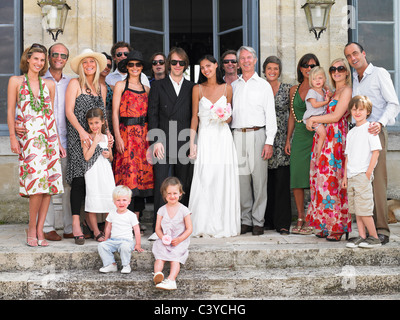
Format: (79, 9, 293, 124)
(44, 156, 72, 234)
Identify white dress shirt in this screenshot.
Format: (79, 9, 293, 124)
(105, 68, 150, 88)
(43, 69, 71, 149)
(169, 74, 184, 96)
(352, 63, 400, 126)
(231, 72, 277, 145)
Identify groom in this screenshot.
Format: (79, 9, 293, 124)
(148, 47, 195, 234)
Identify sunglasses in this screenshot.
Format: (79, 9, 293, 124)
(106, 64, 112, 69)
(223, 59, 237, 64)
(51, 52, 68, 60)
(301, 63, 317, 69)
(170, 60, 186, 67)
(30, 43, 47, 54)
(329, 66, 347, 73)
(116, 52, 129, 58)
(152, 60, 165, 66)
(127, 62, 143, 68)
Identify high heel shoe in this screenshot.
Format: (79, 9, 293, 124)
(326, 232, 349, 242)
(37, 239, 49, 247)
(291, 218, 304, 234)
(25, 229, 38, 247)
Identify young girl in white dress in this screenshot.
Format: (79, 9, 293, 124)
(83, 108, 116, 241)
(152, 177, 192, 291)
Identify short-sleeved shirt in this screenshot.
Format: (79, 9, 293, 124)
(303, 88, 327, 122)
(345, 121, 382, 178)
(106, 209, 139, 240)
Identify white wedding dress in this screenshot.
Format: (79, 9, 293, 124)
(189, 92, 240, 238)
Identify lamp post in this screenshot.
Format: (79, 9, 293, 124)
(37, 0, 71, 42)
(302, 0, 335, 40)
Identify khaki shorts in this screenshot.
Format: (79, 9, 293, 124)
(347, 173, 374, 217)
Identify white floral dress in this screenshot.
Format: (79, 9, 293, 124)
(16, 76, 64, 197)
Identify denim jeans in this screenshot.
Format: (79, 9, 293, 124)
(98, 238, 134, 267)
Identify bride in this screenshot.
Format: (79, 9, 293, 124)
(188, 55, 240, 238)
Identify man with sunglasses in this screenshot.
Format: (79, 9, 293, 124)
(344, 42, 400, 245)
(149, 52, 167, 85)
(220, 50, 239, 85)
(147, 47, 195, 240)
(43, 43, 73, 241)
(106, 41, 150, 88)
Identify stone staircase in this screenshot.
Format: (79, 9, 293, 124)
(1, 204, 400, 300)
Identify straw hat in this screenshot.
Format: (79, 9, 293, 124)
(118, 50, 150, 73)
(70, 48, 107, 74)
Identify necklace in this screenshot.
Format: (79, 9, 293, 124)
(290, 84, 303, 123)
(25, 74, 44, 113)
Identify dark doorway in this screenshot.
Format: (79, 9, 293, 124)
(169, 0, 213, 82)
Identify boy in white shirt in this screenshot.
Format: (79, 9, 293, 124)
(342, 96, 382, 249)
(98, 186, 144, 273)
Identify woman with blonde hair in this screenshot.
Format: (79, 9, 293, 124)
(305, 57, 353, 241)
(65, 49, 111, 244)
(7, 44, 64, 247)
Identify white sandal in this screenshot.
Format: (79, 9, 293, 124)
(153, 272, 164, 284)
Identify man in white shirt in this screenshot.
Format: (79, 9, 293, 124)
(105, 41, 150, 88)
(344, 42, 400, 245)
(231, 46, 277, 236)
(43, 43, 73, 240)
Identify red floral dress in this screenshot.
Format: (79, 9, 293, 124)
(306, 98, 351, 235)
(113, 85, 153, 197)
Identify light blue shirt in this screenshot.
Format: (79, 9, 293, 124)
(352, 63, 399, 126)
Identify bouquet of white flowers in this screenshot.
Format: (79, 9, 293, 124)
(210, 102, 232, 122)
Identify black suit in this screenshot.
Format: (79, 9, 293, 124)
(148, 76, 194, 229)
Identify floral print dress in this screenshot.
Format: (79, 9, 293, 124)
(306, 98, 351, 235)
(16, 76, 64, 197)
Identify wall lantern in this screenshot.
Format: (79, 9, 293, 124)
(302, 0, 335, 40)
(37, 0, 71, 42)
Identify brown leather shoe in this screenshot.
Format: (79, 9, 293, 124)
(44, 231, 62, 241)
(63, 233, 74, 239)
(240, 224, 252, 234)
(252, 226, 264, 236)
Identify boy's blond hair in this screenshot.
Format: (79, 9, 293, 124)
(348, 95, 373, 116)
(112, 185, 132, 200)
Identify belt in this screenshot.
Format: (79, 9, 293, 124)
(237, 126, 265, 132)
(120, 115, 148, 126)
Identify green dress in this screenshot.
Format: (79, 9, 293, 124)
(290, 88, 315, 189)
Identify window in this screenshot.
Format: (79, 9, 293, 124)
(0, 0, 21, 135)
(116, 0, 258, 81)
(349, 0, 400, 126)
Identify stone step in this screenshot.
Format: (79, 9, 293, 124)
(1, 241, 400, 272)
(1, 265, 400, 300)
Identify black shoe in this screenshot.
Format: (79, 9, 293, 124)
(378, 234, 389, 245)
(240, 224, 252, 234)
(252, 226, 264, 236)
(279, 228, 290, 235)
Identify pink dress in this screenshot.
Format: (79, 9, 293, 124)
(306, 98, 351, 235)
(152, 204, 191, 264)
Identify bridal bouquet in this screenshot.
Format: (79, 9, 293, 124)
(210, 103, 232, 122)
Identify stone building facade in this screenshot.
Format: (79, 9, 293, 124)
(0, 0, 399, 222)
